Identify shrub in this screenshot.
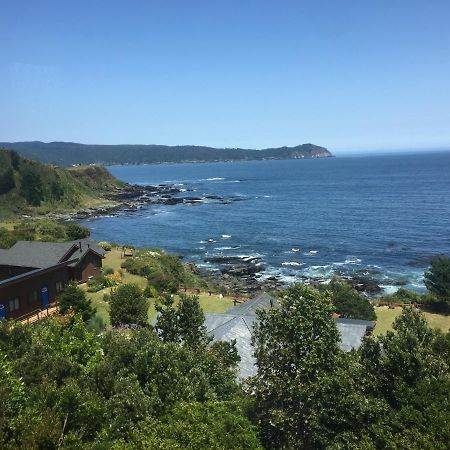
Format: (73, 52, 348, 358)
(65, 223, 91, 240)
(109, 284, 148, 326)
(59, 283, 95, 322)
(87, 274, 116, 293)
(102, 267, 114, 276)
(98, 241, 112, 251)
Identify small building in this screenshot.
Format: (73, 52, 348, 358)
(0, 239, 105, 320)
(204, 292, 376, 379)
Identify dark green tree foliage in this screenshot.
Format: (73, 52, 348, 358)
(109, 283, 148, 326)
(251, 285, 341, 448)
(65, 223, 91, 240)
(292, 308, 450, 449)
(50, 179, 64, 201)
(424, 255, 450, 307)
(59, 283, 96, 322)
(115, 401, 262, 449)
(9, 150, 20, 170)
(0, 168, 15, 194)
(20, 166, 43, 206)
(0, 317, 245, 448)
(155, 294, 210, 348)
(323, 276, 377, 320)
(0, 227, 16, 249)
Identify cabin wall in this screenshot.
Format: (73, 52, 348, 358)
(77, 252, 103, 282)
(0, 267, 69, 320)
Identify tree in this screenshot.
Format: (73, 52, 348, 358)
(109, 284, 148, 326)
(424, 255, 450, 307)
(50, 180, 64, 201)
(251, 285, 341, 448)
(322, 276, 376, 321)
(59, 283, 95, 322)
(155, 294, 210, 348)
(9, 150, 20, 170)
(0, 168, 15, 194)
(65, 223, 91, 240)
(20, 167, 43, 206)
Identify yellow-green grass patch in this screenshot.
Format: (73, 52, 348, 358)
(375, 306, 450, 336)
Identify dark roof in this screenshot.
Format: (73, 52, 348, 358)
(0, 239, 105, 270)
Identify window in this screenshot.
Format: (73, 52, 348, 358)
(9, 298, 20, 312)
(55, 281, 64, 293)
(29, 290, 38, 304)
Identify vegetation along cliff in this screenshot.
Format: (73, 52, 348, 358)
(0, 141, 333, 166)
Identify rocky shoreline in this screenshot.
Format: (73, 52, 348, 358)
(49, 182, 244, 221)
(194, 254, 403, 297)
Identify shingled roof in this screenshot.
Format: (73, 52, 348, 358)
(0, 239, 105, 270)
(204, 292, 375, 379)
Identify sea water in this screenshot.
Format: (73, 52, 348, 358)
(81, 151, 450, 293)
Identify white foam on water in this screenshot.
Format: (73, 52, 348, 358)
(221, 234, 231, 239)
(213, 246, 238, 251)
(282, 261, 304, 267)
(291, 248, 301, 252)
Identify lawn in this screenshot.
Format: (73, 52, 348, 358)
(375, 306, 450, 336)
(85, 247, 236, 327)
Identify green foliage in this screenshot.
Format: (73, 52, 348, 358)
(251, 284, 341, 448)
(0, 148, 125, 216)
(0, 219, 94, 248)
(102, 266, 114, 275)
(9, 150, 20, 170)
(323, 276, 377, 320)
(0, 167, 15, 194)
(86, 273, 116, 292)
(109, 283, 148, 326)
(121, 248, 207, 293)
(98, 241, 112, 250)
(155, 294, 211, 348)
(65, 223, 91, 240)
(424, 255, 450, 308)
(59, 283, 96, 322)
(114, 401, 262, 449)
(0, 227, 16, 249)
(20, 166, 43, 206)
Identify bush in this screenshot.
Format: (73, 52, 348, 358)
(65, 223, 91, 240)
(98, 241, 112, 251)
(109, 284, 148, 326)
(102, 267, 114, 276)
(59, 283, 95, 322)
(87, 274, 116, 293)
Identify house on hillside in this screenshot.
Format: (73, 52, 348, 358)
(204, 292, 375, 379)
(0, 239, 105, 320)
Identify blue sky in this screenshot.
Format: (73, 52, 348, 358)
(1, 0, 449, 153)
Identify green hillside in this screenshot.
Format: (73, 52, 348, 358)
(0, 141, 333, 166)
(0, 148, 124, 219)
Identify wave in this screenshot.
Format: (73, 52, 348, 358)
(221, 234, 231, 239)
(282, 261, 304, 267)
(213, 246, 240, 251)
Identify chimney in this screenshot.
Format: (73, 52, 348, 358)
(79, 241, 82, 253)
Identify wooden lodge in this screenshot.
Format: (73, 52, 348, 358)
(0, 239, 105, 320)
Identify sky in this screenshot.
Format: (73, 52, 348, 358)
(1, 0, 450, 154)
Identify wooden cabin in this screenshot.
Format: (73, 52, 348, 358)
(0, 239, 105, 320)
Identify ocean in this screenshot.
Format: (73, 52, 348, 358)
(80, 152, 450, 294)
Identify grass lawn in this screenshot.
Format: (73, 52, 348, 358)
(86, 247, 236, 327)
(375, 306, 450, 336)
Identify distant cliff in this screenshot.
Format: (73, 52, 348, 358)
(0, 141, 333, 166)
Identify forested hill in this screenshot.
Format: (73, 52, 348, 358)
(0, 141, 333, 166)
(0, 148, 124, 218)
